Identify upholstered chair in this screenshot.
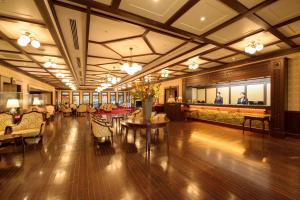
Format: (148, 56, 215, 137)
(77, 104, 87, 116)
(0, 113, 14, 136)
(91, 120, 113, 144)
(88, 105, 96, 113)
(61, 105, 72, 116)
(45, 105, 55, 120)
(11, 111, 46, 142)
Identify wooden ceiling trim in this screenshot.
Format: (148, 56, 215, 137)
(84, 7, 91, 84)
(218, 0, 297, 47)
(90, 34, 144, 45)
(273, 16, 300, 29)
(87, 55, 120, 60)
(225, 29, 265, 46)
(123, 53, 160, 58)
(102, 43, 123, 57)
(39, 0, 79, 85)
(200, 0, 276, 38)
(165, 0, 200, 25)
(0, 30, 65, 85)
(142, 30, 157, 54)
(0, 60, 56, 87)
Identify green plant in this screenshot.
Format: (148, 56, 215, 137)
(131, 81, 161, 101)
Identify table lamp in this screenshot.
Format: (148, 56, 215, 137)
(6, 99, 20, 114)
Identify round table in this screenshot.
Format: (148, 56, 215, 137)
(124, 117, 170, 153)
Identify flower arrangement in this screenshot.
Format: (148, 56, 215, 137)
(131, 81, 161, 101)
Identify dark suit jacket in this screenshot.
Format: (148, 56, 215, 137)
(237, 98, 248, 105)
(214, 97, 223, 104)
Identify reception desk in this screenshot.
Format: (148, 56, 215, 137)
(164, 103, 270, 131)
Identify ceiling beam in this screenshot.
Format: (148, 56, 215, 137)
(84, 7, 91, 84)
(37, 0, 79, 84)
(273, 16, 300, 28)
(111, 0, 122, 9)
(218, 0, 297, 47)
(142, 30, 157, 54)
(165, 0, 200, 25)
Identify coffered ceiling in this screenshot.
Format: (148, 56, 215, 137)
(0, 0, 299, 90)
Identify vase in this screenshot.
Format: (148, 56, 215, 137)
(143, 97, 153, 121)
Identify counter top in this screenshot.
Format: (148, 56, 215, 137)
(165, 103, 270, 109)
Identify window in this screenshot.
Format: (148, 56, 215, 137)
(118, 92, 124, 105)
(126, 92, 131, 103)
(110, 92, 116, 104)
(83, 92, 90, 104)
(101, 92, 108, 104)
(92, 92, 99, 108)
(72, 92, 80, 105)
(61, 91, 70, 104)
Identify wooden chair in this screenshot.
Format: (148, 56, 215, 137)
(77, 104, 87, 116)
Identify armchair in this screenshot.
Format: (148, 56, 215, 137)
(91, 120, 113, 144)
(45, 105, 55, 121)
(61, 105, 72, 116)
(11, 111, 46, 143)
(77, 104, 87, 116)
(0, 113, 14, 136)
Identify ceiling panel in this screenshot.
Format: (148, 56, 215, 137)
(0, 20, 55, 44)
(206, 18, 263, 44)
(119, 0, 188, 23)
(0, 40, 19, 51)
(6, 61, 39, 68)
(200, 62, 221, 68)
(229, 31, 280, 52)
(88, 43, 122, 59)
(238, 0, 265, 9)
(18, 67, 47, 72)
(87, 57, 117, 65)
(278, 21, 300, 37)
(89, 15, 145, 43)
(172, 0, 238, 35)
(31, 55, 66, 64)
(256, 42, 289, 54)
(256, 0, 300, 25)
(94, 0, 112, 5)
(0, 52, 30, 61)
(25, 45, 62, 56)
(106, 37, 152, 57)
(129, 54, 159, 63)
(145, 31, 185, 54)
(292, 37, 300, 45)
(169, 65, 187, 70)
(202, 48, 235, 60)
(0, 0, 43, 21)
(220, 54, 249, 63)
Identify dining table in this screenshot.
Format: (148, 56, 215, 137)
(124, 117, 170, 153)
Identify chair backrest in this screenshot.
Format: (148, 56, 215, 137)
(91, 120, 112, 138)
(46, 105, 55, 115)
(70, 104, 77, 109)
(0, 113, 13, 135)
(13, 111, 44, 131)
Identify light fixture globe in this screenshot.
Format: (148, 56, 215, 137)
(255, 42, 264, 51)
(31, 39, 40, 48)
(18, 34, 30, 46)
(44, 61, 52, 68)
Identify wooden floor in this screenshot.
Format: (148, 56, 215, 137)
(0, 114, 299, 200)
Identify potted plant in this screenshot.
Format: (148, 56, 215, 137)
(131, 81, 160, 121)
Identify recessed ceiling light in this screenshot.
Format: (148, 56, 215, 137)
(200, 16, 205, 21)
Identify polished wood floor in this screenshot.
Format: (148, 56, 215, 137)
(0, 114, 299, 200)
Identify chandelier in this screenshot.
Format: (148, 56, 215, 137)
(55, 73, 65, 78)
(17, 32, 40, 48)
(95, 82, 112, 92)
(107, 76, 121, 84)
(245, 41, 264, 54)
(188, 62, 199, 70)
(44, 60, 57, 68)
(120, 48, 142, 75)
(161, 69, 169, 78)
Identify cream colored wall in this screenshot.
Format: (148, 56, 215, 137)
(158, 78, 183, 104)
(206, 88, 216, 104)
(217, 87, 229, 104)
(230, 85, 244, 104)
(247, 84, 264, 102)
(0, 64, 56, 109)
(288, 56, 300, 111)
(197, 89, 205, 102)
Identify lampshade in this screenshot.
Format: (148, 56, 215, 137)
(6, 99, 20, 108)
(32, 97, 41, 106)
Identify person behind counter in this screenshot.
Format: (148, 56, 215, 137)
(214, 92, 223, 104)
(237, 92, 249, 105)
